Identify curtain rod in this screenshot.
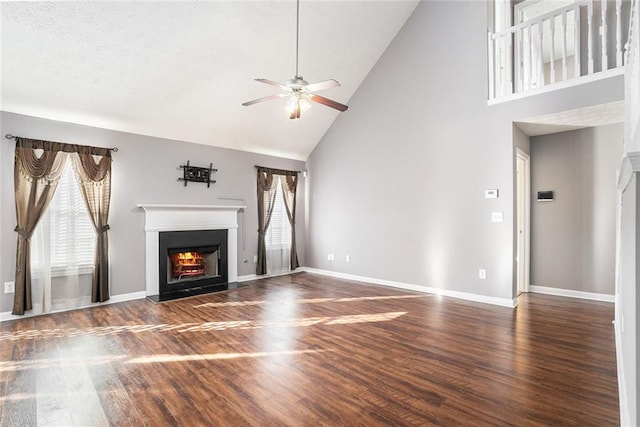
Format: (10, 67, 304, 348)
(254, 164, 300, 173)
(5, 133, 119, 152)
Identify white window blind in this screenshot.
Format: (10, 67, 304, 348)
(33, 162, 96, 276)
(265, 176, 292, 248)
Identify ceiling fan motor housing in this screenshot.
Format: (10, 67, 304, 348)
(286, 76, 308, 89)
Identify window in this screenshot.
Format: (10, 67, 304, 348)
(32, 162, 96, 276)
(265, 176, 291, 248)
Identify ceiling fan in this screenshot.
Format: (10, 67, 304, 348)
(242, 0, 348, 120)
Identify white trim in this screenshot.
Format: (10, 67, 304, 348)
(619, 156, 636, 192)
(516, 149, 531, 295)
(137, 204, 246, 212)
(629, 151, 640, 171)
(530, 285, 614, 302)
(0, 291, 146, 322)
(488, 67, 625, 105)
(301, 267, 517, 308)
(615, 318, 630, 427)
(144, 224, 239, 232)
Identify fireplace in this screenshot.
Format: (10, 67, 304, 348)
(158, 229, 228, 299)
(138, 204, 245, 301)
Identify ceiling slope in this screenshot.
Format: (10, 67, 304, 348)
(0, 1, 419, 160)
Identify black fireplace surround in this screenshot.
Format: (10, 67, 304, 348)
(154, 229, 228, 301)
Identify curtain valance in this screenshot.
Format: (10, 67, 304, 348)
(16, 137, 113, 156)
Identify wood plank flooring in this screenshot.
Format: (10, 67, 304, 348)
(0, 272, 619, 426)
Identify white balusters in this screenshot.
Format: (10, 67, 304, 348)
(602, 0, 609, 70)
(616, 0, 623, 66)
(538, 20, 544, 87)
(574, 6, 581, 78)
(588, 1, 594, 74)
(515, 27, 522, 93)
(488, 30, 495, 99)
(506, 32, 513, 94)
(562, 12, 568, 81)
(550, 16, 556, 83)
(486, 0, 629, 100)
(499, 34, 506, 96)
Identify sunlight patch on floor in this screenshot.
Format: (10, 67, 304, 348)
(0, 354, 128, 372)
(177, 311, 407, 331)
(0, 311, 407, 341)
(193, 294, 428, 308)
(126, 349, 329, 364)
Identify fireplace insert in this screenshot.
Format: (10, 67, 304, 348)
(157, 229, 228, 301)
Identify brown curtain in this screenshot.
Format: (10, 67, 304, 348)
(70, 152, 112, 303)
(281, 172, 300, 270)
(12, 139, 67, 315)
(256, 167, 279, 275)
(12, 137, 113, 314)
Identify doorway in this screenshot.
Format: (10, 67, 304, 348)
(516, 149, 531, 295)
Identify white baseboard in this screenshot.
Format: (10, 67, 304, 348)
(529, 285, 614, 302)
(301, 267, 517, 308)
(0, 291, 147, 322)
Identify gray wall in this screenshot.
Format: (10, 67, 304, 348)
(0, 112, 305, 313)
(530, 124, 623, 294)
(305, 0, 624, 301)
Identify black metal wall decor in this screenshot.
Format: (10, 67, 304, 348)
(179, 160, 217, 187)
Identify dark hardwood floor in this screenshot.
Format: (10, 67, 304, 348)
(0, 272, 619, 426)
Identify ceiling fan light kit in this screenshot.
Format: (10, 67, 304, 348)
(242, 0, 348, 120)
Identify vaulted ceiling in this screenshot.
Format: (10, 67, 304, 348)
(0, 1, 419, 160)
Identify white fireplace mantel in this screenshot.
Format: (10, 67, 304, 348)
(137, 204, 246, 296)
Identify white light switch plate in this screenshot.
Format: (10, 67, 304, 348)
(4, 281, 15, 294)
(491, 212, 503, 222)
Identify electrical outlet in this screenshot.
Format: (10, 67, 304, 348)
(4, 281, 15, 294)
(478, 269, 486, 280)
(491, 212, 503, 223)
(328, 253, 334, 261)
(253, 255, 258, 263)
(345, 255, 351, 263)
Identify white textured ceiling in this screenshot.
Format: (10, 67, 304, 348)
(0, 1, 419, 160)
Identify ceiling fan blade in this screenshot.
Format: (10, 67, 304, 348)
(255, 78, 290, 91)
(305, 79, 341, 93)
(308, 94, 349, 112)
(242, 93, 288, 107)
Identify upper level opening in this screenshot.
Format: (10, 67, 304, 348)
(488, 0, 632, 103)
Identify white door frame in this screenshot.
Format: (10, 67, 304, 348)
(516, 149, 531, 294)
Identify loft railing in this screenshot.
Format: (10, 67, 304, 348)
(488, 0, 630, 100)
(625, 0, 639, 150)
